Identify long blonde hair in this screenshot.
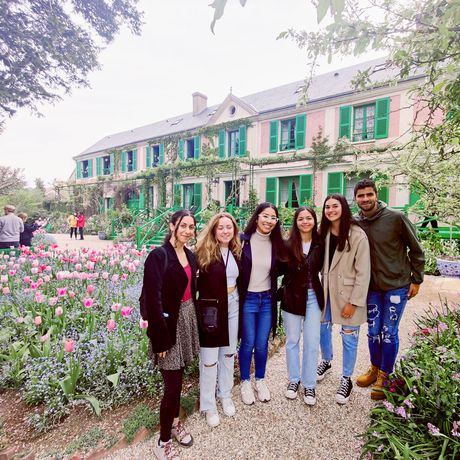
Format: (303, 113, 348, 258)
(196, 212, 242, 271)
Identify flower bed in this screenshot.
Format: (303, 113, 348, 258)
(361, 302, 460, 459)
(0, 244, 156, 432)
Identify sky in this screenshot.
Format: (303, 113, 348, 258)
(0, 0, 382, 186)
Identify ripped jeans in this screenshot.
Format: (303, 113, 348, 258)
(366, 286, 409, 374)
(320, 300, 360, 378)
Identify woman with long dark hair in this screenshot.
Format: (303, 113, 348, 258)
(317, 194, 370, 405)
(238, 202, 286, 405)
(142, 210, 200, 460)
(195, 212, 242, 427)
(280, 206, 324, 405)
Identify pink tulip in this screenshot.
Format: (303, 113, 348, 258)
(37, 278, 44, 285)
(102, 272, 109, 279)
(57, 287, 67, 296)
(83, 298, 94, 308)
(107, 319, 116, 332)
(75, 263, 82, 271)
(68, 290, 75, 298)
(8, 270, 16, 276)
(55, 306, 63, 317)
(40, 333, 50, 342)
(139, 319, 148, 329)
(30, 282, 38, 290)
(23, 276, 31, 283)
(43, 275, 51, 283)
(1, 275, 8, 283)
(31, 267, 38, 274)
(112, 274, 119, 282)
(34, 316, 42, 326)
(2, 287, 10, 295)
(16, 316, 25, 324)
(128, 263, 136, 273)
(121, 307, 132, 317)
(34, 292, 45, 303)
(64, 339, 75, 353)
(121, 273, 128, 281)
(111, 303, 121, 312)
(48, 297, 58, 306)
(45, 266, 52, 272)
(87, 284, 95, 294)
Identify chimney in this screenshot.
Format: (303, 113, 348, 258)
(192, 92, 207, 116)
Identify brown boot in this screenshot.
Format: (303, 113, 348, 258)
(356, 364, 379, 387)
(371, 370, 389, 401)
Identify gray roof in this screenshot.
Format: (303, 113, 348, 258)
(79, 57, 414, 157)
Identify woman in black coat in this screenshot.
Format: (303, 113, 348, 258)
(142, 210, 199, 459)
(195, 212, 242, 428)
(280, 206, 324, 406)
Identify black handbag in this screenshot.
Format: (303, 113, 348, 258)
(198, 298, 219, 334)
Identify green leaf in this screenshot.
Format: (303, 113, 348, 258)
(75, 395, 101, 417)
(107, 372, 120, 387)
(60, 376, 75, 398)
(317, 0, 330, 23)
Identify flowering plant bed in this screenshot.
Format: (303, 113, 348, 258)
(0, 244, 157, 434)
(361, 301, 460, 459)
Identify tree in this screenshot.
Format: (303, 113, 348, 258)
(0, 165, 26, 195)
(0, 0, 143, 126)
(34, 178, 46, 195)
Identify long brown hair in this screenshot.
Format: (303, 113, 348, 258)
(287, 206, 319, 266)
(196, 212, 242, 271)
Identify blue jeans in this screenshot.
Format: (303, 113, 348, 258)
(239, 290, 272, 381)
(367, 286, 409, 374)
(283, 289, 321, 389)
(320, 300, 360, 378)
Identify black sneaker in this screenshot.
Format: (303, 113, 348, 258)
(303, 387, 316, 406)
(317, 360, 332, 382)
(285, 381, 300, 399)
(336, 376, 353, 404)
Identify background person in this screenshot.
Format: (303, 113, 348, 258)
(17, 212, 40, 247)
(280, 206, 324, 406)
(77, 211, 85, 240)
(0, 205, 24, 249)
(142, 210, 199, 460)
(317, 194, 371, 405)
(354, 178, 424, 400)
(67, 212, 78, 239)
(238, 202, 286, 405)
(195, 212, 242, 428)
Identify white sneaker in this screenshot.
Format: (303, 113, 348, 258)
(221, 397, 236, 417)
(205, 410, 220, 428)
(154, 437, 180, 460)
(255, 379, 271, 402)
(240, 380, 255, 405)
(285, 381, 300, 400)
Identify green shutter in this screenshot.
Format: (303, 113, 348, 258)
(98, 196, 104, 214)
(269, 120, 278, 153)
(409, 188, 420, 206)
(85, 159, 92, 178)
(76, 161, 81, 179)
(146, 146, 151, 168)
(159, 143, 165, 165)
(178, 139, 184, 160)
(121, 150, 127, 173)
(299, 174, 313, 205)
(108, 197, 113, 210)
(375, 97, 390, 139)
(173, 184, 181, 206)
(193, 183, 202, 211)
(295, 114, 306, 149)
(194, 135, 200, 159)
(327, 172, 344, 194)
(96, 157, 101, 176)
(265, 177, 277, 204)
(132, 149, 137, 171)
(139, 186, 145, 209)
(218, 130, 226, 158)
(110, 153, 114, 174)
(378, 186, 389, 204)
(339, 106, 352, 140)
(238, 125, 247, 157)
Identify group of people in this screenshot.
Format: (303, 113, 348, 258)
(141, 178, 425, 460)
(67, 211, 85, 240)
(0, 205, 45, 248)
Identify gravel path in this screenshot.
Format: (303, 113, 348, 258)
(106, 276, 459, 460)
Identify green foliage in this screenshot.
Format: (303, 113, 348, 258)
(0, 0, 143, 124)
(419, 231, 460, 274)
(361, 302, 460, 459)
(0, 188, 46, 217)
(64, 426, 116, 455)
(122, 404, 159, 443)
(180, 386, 200, 416)
(0, 166, 26, 195)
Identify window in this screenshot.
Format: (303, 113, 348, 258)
(280, 118, 296, 151)
(228, 130, 239, 157)
(186, 139, 195, 159)
(353, 104, 376, 142)
(265, 175, 312, 207)
(339, 97, 390, 141)
(178, 136, 200, 160)
(269, 114, 306, 153)
(127, 150, 135, 172)
(121, 149, 137, 173)
(152, 145, 160, 167)
(183, 184, 194, 209)
(81, 160, 90, 178)
(179, 183, 202, 211)
(102, 156, 111, 175)
(224, 180, 240, 206)
(279, 176, 299, 207)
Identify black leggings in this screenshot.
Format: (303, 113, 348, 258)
(70, 227, 77, 238)
(160, 368, 184, 442)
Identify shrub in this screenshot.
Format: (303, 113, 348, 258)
(122, 404, 159, 443)
(361, 301, 460, 459)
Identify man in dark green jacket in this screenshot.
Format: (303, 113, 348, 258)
(353, 178, 424, 400)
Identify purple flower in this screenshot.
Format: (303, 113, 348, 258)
(453, 373, 460, 381)
(437, 321, 448, 331)
(372, 431, 380, 438)
(403, 399, 415, 409)
(452, 421, 460, 438)
(427, 423, 441, 436)
(396, 406, 408, 419)
(383, 401, 394, 412)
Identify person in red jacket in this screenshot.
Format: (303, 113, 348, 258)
(77, 212, 85, 240)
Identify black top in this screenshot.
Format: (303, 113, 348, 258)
(328, 234, 338, 268)
(20, 222, 40, 246)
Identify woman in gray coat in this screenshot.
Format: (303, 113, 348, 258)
(317, 194, 370, 405)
